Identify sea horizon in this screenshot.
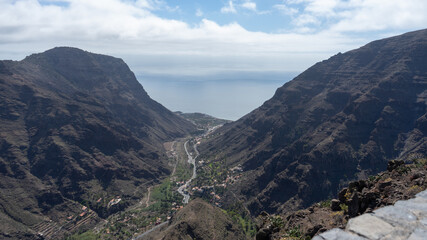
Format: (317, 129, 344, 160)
(137, 71, 298, 121)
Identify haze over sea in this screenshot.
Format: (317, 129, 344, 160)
(138, 71, 297, 121)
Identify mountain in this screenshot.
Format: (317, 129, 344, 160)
(141, 199, 248, 240)
(200, 29, 427, 215)
(0, 47, 195, 239)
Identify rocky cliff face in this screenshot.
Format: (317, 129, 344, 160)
(0, 47, 195, 239)
(200, 29, 427, 215)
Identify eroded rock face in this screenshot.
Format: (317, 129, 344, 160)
(200, 29, 427, 214)
(0, 47, 195, 238)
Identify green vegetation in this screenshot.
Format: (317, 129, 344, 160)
(72, 177, 184, 240)
(396, 165, 411, 175)
(286, 226, 302, 237)
(414, 158, 427, 168)
(283, 225, 312, 240)
(270, 215, 285, 228)
(195, 158, 228, 186)
(174, 163, 193, 182)
(221, 202, 256, 238)
(368, 175, 377, 182)
(340, 203, 348, 213)
(146, 178, 182, 214)
(319, 199, 332, 208)
(222, 209, 257, 238)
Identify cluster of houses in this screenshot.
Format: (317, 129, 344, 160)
(107, 196, 122, 208)
(179, 163, 244, 207)
(66, 204, 91, 221)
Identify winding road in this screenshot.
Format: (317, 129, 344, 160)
(177, 140, 199, 204)
(133, 139, 199, 239)
(133, 221, 168, 240)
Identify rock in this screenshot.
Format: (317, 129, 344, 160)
(349, 181, 359, 190)
(379, 180, 392, 191)
(315, 228, 367, 240)
(346, 214, 395, 239)
(387, 160, 404, 172)
(407, 228, 427, 240)
(318, 190, 427, 240)
(381, 228, 413, 240)
(259, 211, 269, 217)
(410, 172, 423, 181)
(416, 190, 427, 199)
(394, 198, 427, 215)
(414, 178, 424, 186)
(373, 205, 417, 229)
(347, 192, 360, 217)
(357, 180, 367, 192)
(255, 211, 270, 230)
(360, 191, 380, 213)
(338, 188, 348, 203)
(306, 224, 323, 237)
(365, 208, 373, 213)
(256, 228, 271, 240)
(331, 199, 341, 211)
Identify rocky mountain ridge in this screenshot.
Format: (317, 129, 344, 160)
(200, 29, 427, 215)
(0, 47, 195, 239)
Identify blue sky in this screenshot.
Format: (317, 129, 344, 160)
(150, 0, 295, 33)
(1, 0, 426, 119)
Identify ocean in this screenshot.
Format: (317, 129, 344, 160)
(138, 71, 298, 121)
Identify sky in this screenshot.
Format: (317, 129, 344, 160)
(1, 0, 426, 119)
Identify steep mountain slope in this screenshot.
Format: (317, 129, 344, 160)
(142, 199, 248, 240)
(0, 47, 195, 239)
(200, 29, 427, 215)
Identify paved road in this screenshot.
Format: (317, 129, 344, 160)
(133, 221, 168, 240)
(177, 140, 199, 204)
(132, 139, 200, 239)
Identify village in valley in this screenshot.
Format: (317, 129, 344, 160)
(62, 117, 255, 240)
(66, 123, 247, 239)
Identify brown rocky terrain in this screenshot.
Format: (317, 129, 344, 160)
(142, 198, 247, 240)
(255, 158, 427, 240)
(0, 47, 195, 239)
(200, 29, 427, 215)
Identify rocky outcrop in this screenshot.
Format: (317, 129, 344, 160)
(142, 199, 248, 240)
(200, 29, 427, 215)
(314, 190, 427, 240)
(0, 47, 195, 238)
(255, 158, 426, 239)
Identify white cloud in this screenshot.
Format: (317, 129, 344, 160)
(274, 4, 298, 16)
(135, 0, 177, 11)
(330, 0, 427, 32)
(293, 14, 321, 27)
(241, 1, 256, 11)
(221, 1, 236, 14)
(284, 0, 427, 32)
(0, 0, 425, 77)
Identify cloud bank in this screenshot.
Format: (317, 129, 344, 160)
(0, 0, 426, 76)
